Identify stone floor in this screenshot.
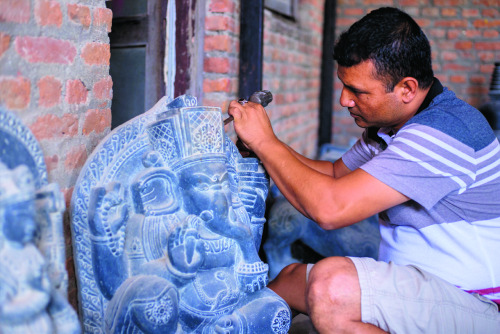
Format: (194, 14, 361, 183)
(289, 314, 318, 333)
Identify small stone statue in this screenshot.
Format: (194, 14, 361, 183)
(0, 108, 80, 333)
(71, 96, 291, 333)
(0, 163, 80, 333)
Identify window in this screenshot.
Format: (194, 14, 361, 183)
(106, 0, 167, 128)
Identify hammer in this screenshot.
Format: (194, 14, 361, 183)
(224, 90, 273, 125)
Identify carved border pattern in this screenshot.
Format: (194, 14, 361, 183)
(0, 109, 48, 188)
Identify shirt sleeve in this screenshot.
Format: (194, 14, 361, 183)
(360, 123, 477, 209)
(341, 130, 381, 171)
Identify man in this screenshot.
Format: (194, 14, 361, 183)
(228, 7, 500, 333)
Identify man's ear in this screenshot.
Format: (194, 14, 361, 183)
(397, 77, 418, 103)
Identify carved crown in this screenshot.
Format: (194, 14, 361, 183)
(146, 106, 226, 170)
(0, 163, 35, 205)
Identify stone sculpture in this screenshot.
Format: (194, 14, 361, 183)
(71, 95, 291, 333)
(0, 108, 80, 333)
(264, 145, 380, 279)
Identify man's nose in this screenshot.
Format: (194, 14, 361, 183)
(339, 88, 355, 108)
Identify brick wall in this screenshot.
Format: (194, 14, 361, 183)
(0, 0, 112, 307)
(203, 0, 325, 158)
(333, 1, 500, 147)
(263, 1, 324, 158)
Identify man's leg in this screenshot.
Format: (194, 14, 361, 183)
(307, 257, 386, 333)
(268, 262, 308, 313)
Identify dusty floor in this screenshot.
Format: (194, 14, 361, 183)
(289, 314, 318, 333)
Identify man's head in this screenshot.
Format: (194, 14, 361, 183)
(333, 7, 433, 92)
(333, 7, 435, 130)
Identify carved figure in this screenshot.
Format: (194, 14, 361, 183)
(0, 163, 80, 333)
(0, 108, 80, 333)
(71, 96, 291, 333)
(264, 145, 380, 279)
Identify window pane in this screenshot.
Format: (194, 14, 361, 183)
(108, 0, 147, 18)
(110, 47, 146, 128)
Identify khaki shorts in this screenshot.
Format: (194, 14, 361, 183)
(348, 257, 500, 333)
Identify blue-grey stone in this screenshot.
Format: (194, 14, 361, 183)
(0, 108, 81, 333)
(71, 96, 291, 333)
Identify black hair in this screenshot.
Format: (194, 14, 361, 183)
(333, 7, 434, 91)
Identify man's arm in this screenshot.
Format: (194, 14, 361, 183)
(228, 101, 409, 229)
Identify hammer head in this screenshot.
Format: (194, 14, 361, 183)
(248, 90, 273, 107)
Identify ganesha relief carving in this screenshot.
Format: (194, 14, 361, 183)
(71, 96, 291, 333)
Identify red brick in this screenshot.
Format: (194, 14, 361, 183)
(44, 154, 59, 172)
(465, 30, 481, 38)
(450, 75, 466, 84)
(204, 35, 231, 52)
(0, 33, 10, 58)
(208, 0, 235, 13)
(474, 19, 500, 28)
(203, 77, 232, 93)
(0, 0, 30, 23)
(68, 4, 91, 27)
(434, 0, 466, 5)
(343, 8, 364, 16)
(462, 9, 480, 17)
(66, 80, 88, 104)
(435, 19, 467, 28)
(30, 114, 78, 139)
(455, 41, 473, 50)
(422, 7, 439, 17)
(484, 30, 499, 39)
(441, 51, 458, 61)
(93, 76, 113, 100)
(64, 145, 88, 170)
(35, 0, 63, 27)
(93, 8, 113, 32)
(470, 75, 487, 85)
(82, 108, 111, 135)
(478, 51, 495, 62)
(475, 41, 500, 50)
(441, 8, 457, 17)
(38, 76, 61, 108)
(447, 30, 460, 39)
(204, 57, 230, 73)
(205, 15, 231, 31)
(482, 8, 499, 18)
(0, 76, 30, 110)
(81, 42, 110, 65)
(15, 36, 77, 64)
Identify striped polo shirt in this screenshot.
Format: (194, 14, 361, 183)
(342, 81, 500, 303)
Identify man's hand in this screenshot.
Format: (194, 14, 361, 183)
(227, 100, 279, 156)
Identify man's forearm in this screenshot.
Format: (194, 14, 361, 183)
(283, 144, 335, 176)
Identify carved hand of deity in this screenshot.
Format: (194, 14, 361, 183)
(212, 312, 244, 334)
(167, 224, 205, 276)
(236, 262, 269, 293)
(89, 183, 129, 238)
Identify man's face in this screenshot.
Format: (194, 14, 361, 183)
(337, 60, 406, 130)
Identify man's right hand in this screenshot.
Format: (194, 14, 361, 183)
(227, 100, 279, 158)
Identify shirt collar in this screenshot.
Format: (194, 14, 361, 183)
(369, 78, 443, 149)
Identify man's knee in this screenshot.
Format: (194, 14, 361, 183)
(307, 257, 360, 311)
